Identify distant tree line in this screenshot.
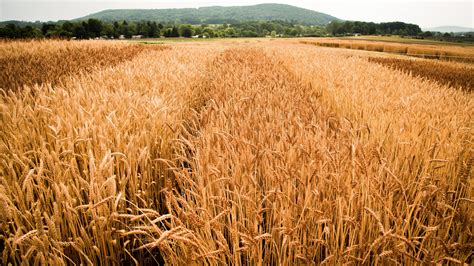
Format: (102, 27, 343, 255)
(3, 18, 463, 40)
(0, 19, 328, 39)
(419, 31, 474, 42)
(327, 21, 422, 36)
(0, 19, 163, 39)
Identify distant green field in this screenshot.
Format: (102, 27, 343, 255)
(130, 38, 219, 44)
(343, 35, 474, 47)
(128, 36, 474, 47)
(128, 37, 280, 45)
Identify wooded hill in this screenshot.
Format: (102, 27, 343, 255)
(75, 3, 339, 25)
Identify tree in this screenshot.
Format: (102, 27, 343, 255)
(326, 21, 421, 36)
(58, 23, 73, 38)
(3, 23, 19, 38)
(41, 23, 57, 36)
(22, 26, 41, 38)
(102, 23, 114, 38)
(120, 21, 130, 38)
(179, 24, 193, 37)
(73, 23, 87, 39)
(136, 22, 149, 37)
(148, 21, 159, 38)
(171, 26, 180, 37)
(61, 22, 74, 33)
(399, 29, 408, 36)
(326, 21, 340, 35)
(163, 28, 171, 38)
(203, 27, 215, 38)
(113, 21, 120, 38)
(422, 31, 433, 37)
(224, 27, 236, 37)
(193, 26, 203, 36)
(127, 23, 137, 37)
(241, 30, 258, 37)
(86, 19, 103, 38)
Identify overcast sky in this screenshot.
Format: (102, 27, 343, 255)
(1, 0, 473, 28)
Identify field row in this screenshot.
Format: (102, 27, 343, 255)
(0, 40, 168, 91)
(300, 38, 474, 63)
(367, 57, 474, 91)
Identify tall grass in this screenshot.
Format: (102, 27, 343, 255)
(1, 40, 472, 264)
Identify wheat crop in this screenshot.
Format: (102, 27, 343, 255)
(368, 57, 474, 91)
(301, 38, 474, 63)
(1, 39, 472, 264)
(0, 40, 168, 91)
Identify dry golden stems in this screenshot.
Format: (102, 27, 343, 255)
(168, 48, 340, 264)
(367, 57, 474, 92)
(0, 45, 221, 264)
(0, 40, 168, 91)
(1, 40, 473, 264)
(300, 39, 474, 63)
(163, 45, 472, 264)
(280, 44, 473, 263)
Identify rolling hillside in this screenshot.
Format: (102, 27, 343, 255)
(75, 3, 339, 25)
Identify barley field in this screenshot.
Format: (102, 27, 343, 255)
(0, 39, 473, 265)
